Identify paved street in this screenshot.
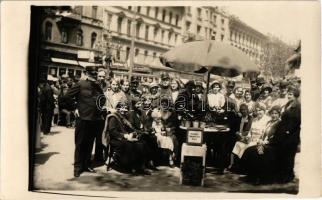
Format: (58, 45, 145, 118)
(34, 126, 299, 194)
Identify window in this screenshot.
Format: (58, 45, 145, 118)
(206, 10, 209, 19)
(212, 31, 216, 40)
(147, 7, 150, 16)
(186, 7, 191, 14)
(161, 30, 165, 43)
(91, 32, 97, 48)
(145, 25, 149, 40)
(45, 21, 52, 40)
(197, 8, 202, 18)
(197, 25, 201, 35)
(127, 20, 131, 36)
(92, 6, 98, 19)
(128, 6, 132, 10)
(168, 32, 172, 44)
(162, 9, 166, 21)
(107, 14, 112, 29)
(137, 6, 141, 13)
(153, 27, 158, 40)
(153, 52, 157, 62)
(185, 21, 191, 31)
(175, 15, 179, 26)
(126, 47, 130, 60)
(214, 15, 217, 23)
(169, 12, 173, 24)
(221, 19, 225, 25)
(135, 48, 139, 57)
(144, 50, 148, 62)
(205, 27, 208, 39)
(155, 7, 159, 19)
(221, 34, 224, 41)
(136, 22, 141, 38)
(116, 48, 121, 60)
(61, 27, 68, 43)
(76, 29, 83, 46)
(59, 68, 67, 77)
(117, 17, 123, 33)
(68, 69, 75, 78)
(174, 34, 178, 44)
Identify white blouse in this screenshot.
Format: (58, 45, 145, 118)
(208, 93, 226, 109)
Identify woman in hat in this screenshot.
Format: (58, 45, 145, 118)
(170, 79, 181, 103)
(105, 78, 126, 113)
(269, 86, 301, 183)
(257, 83, 273, 111)
(152, 97, 179, 167)
(149, 82, 161, 108)
(243, 89, 256, 116)
(207, 80, 225, 112)
(241, 105, 282, 184)
(105, 100, 150, 175)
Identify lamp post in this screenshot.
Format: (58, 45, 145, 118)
(129, 6, 138, 81)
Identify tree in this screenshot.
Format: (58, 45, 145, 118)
(259, 35, 294, 79)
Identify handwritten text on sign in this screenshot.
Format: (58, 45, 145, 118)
(187, 130, 202, 144)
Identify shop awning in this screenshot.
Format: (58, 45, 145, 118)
(77, 61, 102, 68)
(51, 57, 79, 65)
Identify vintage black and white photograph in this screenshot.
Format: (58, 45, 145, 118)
(0, 2, 317, 198)
(28, 4, 305, 194)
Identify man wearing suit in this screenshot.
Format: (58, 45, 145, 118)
(39, 80, 56, 135)
(66, 66, 105, 177)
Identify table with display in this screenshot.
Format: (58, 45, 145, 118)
(178, 125, 232, 171)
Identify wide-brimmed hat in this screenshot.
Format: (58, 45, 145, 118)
(261, 83, 273, 93)
(256, 76, 266, 85)
(149, 82, 159, 90)
(160, 72, 170, 80)
(210, 80, 222, 89)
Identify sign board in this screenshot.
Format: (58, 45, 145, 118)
(186, 128, 203, 146)
(77, 50, 90, 59)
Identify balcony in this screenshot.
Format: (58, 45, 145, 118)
(56, 12, 82, 28)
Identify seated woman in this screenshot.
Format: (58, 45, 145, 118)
(106, 100, 150, 175)
(151, 97, 179, 167)
(241, 105, 282, 184)
(228, 103, 253, 171)
(232, 102, 269, 159)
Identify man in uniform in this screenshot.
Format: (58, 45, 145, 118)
(66, 66, 106, 177)
(159, 72, 172, 99)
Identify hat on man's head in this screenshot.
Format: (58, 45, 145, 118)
(210, 80, 222, 89)
(131, 76, 140, 83)
(149, 82, 159, 91)
(185, 80, 196, 88)
(261, 83, 273, 93)
(160, 72, 170, 80)
(279, 80, 289, 89)
(85, 66, 98, 77)
(256, 76, 266, 85)
(226, 80, 235, 88)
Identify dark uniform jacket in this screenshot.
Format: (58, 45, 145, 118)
(269, 100, 301, 147)
(65, 79, 105, 121)
(39, 83, 55, 112)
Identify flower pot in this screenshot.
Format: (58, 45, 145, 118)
(184, 120, 191, 127)
(192, 121, 199, 128)
(199, 122, 206, 129)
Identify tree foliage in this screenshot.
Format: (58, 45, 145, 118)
(259, 35, 295, 79)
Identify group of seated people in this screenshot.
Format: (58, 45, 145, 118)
(100, 72, 301, 185)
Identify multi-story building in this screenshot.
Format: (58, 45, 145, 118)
(40, 6, 104, 79)
(228, 16, 268, 65)
(100, 6, 186, 80)
(182, 6, 230, 43)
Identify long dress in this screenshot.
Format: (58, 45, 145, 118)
(107, 113, 147, 171)
(241, 119, 281, 182)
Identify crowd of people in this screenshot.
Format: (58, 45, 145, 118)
(37, 66, 301, 185)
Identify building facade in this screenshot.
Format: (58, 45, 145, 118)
(182, 6, 230, 43)
(228, 16, 268, 65)
(40, 6, 104, 79)
(39, 6, 268, 81)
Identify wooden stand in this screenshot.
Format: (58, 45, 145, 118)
(179, 143, 207, 186)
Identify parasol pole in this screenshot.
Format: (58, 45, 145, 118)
(203, 70, 211, 104)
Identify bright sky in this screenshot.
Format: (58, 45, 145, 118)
(224, 5, 302, 45)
